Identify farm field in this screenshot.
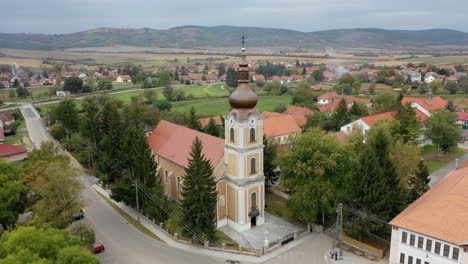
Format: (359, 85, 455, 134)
(171, 95, 291, 116)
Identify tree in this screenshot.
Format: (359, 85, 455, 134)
(163, 85, 174, 101)
(331, 99, 350, 131)
(68, 223, 95, 249)
(369, 82, 376, 95)
(226, 68, 238, 88)
(63, 77, 83, 94)
(187, 107, 202, 131)
(352, 81, 361, 94)
(444, 81, 459, 94)
(50, 98, 80, 134)
(153, 100, 172, 112)
(217, 63, 226, 77)
(297, 79, 310, 89)
(373, 90, 399, 113)
(180, 137, 217, 241)
(407, 159, 430, 203)
(97, 78, 113, 90)
(428, 79, 442, 93)
(312, 70, 324, 82)
(425, 109, 460, 155)
(0, 226, 99, 263)
(348, 128, 404, 237)
(264, 81, 281, 94)
(291, 87, 317, 108)
(204, 118, 220, 137)
(16, 87, 29, 98)
(393, 104, 422, 143)
(143, 89, 157, 104)
(80, 97, 101, 148)
(460, 80, 468, 93)
(304, 111, 331, 131)
(0, 160, 27, 229)
(263, 137, 278, 186)
(349, 102, 368, 118)
(31, 161, 83, 228)
(445, 100, 457, 112)
(155, 71, 172, 87)
(278, 129, 357, 224)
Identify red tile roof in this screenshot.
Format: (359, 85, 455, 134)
(253, 74, 265, 81)
(263, 115, 302, 137)
(361, 110, 429, 127)
(262, 111, 284, 118)
(401, 97, 447, 111)
(147, 120, 224, 168)
(198, 117, 223, 128)
(390, 166, 468, 245)
(0, 143, 28, 157)
(0, 113, 14, 123)
(318, 92, 340, 100)
(457, 112, 468, 121)
(283, 106, 313, 126)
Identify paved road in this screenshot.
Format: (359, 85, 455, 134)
(429, 153, 468, 186)
(19, 104, 51, 148)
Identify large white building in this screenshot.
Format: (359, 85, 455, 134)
(389, 165, 468, 264)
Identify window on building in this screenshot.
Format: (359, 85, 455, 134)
(452, 248, 459, 260)
(416, 259, 421, 264)
(408, 255, 413, 264)
(435, 242, 441, 254)
(250, 158, 256, 174)
(165, 170, 169, 183)
(424, 262, 429, 264)
(251, 192, 257, 209)
(177, 176, 181, 191)
(443, 245, 450, 257)
(400, 253, 405, 264)
(230, 127, 235, 142)
(410, 234, 415, 246)
(250, 128, 256, 142)
(426, 239, 432, 252)
(417, 237, 423, 248)
(402, 232, 407, 243)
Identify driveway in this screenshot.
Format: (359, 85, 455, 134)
(429, 153, 468, 186)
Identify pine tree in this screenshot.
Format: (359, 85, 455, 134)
(393, 104, 422, 143)
(204, 118, 219, 137)
(180, 137, 217, 241)
(187, 107, 202, 131)
(348, 128, 404, 237)
(407, 159, 430, 203)
(263, 137, 278, 186)
(331, 98, 350, 131)
(226, 68, 238, 88)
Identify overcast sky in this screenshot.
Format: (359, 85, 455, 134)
(1, 0, 468, 34)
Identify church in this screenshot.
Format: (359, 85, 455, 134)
(147, 45, 265, 232)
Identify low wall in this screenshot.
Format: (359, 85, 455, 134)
(342, 235, 385, 258)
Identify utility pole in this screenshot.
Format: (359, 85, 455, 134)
(133, 169, 140, 223)
(337, 203, 343, 259)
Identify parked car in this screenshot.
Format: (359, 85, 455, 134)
(91, 243, 105, 254)
(225, 260, 240, 264)
(72, 209, 84, 221)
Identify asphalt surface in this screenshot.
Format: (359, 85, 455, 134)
(20, 103, 225, 264)
(429, 152, 468, 186)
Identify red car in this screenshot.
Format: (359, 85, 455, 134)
(91, 243, 105, 254)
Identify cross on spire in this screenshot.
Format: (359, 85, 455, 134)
(242, 35, 245, 48)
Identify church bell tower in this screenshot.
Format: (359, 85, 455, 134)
(224, 38, 265, 232)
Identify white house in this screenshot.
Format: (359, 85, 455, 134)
(341, 112, 395, 135)
(56, 91, 71, 97)
(388, 165, 468, 264)
(318, 92, 340, 105)
(424, 75, 436, 84)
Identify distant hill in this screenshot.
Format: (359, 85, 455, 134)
(1, 26, 468, 51)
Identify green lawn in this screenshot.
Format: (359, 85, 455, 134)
(172, 95, 291, 116)
(420, 145, 468, 173)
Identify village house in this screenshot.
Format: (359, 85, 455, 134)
(116, 75, 132, 83)
(148, 47, 265, 232)
(198, 117, 223, 128)
(283, 105, 314, 127)
(0, 81, 10, 88)
(0, 113, 15, 127)
(262, 113, 302, 145)
(0, 122, 4, 144)
(252, 74, 265, 83)
(0, 143, 29, 162)
(456, 112, 468, 127)
(388, 165, 468, 264)
(318, 92, 340, 105)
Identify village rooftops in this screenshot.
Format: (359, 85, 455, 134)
(401, 96, 448, 111)
(147, 120, 224, 168)
(263, 115, 302, 138)
(318, 92, 340, 100)
(360, 109, 429, 127)
(0, 143, 28, 158)
(198, 116, 223, 128)
(390, 166, 468, 246)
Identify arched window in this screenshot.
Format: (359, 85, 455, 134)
(177, 176, 182, 191)
(230, 127, 235, 142)
(249, 128, 256, 142)
(250, 158, 256, 174)
(164, 170, 169, 183)
(251, 192, 257, 209)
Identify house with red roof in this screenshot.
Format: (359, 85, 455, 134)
(252, 74, 265, 82)
(401, 96, 448, 115)
(263, 114, 302, 145)
(0, 81, 10, 88)
(116, 75, 132, 83)
(198, 117, 223, 128)
(283, 106, 314, 127)
(318, 92, 340, 105)
(456, 112, 468, 127)
(0, 143, 29, 162)
(340, 110, 429, 136)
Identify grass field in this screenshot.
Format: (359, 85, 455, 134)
(172, 95, 291, 116)
(420, 145, 468, 173)
(405, 56, 468, 64)
(265, 191, 304, 227)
